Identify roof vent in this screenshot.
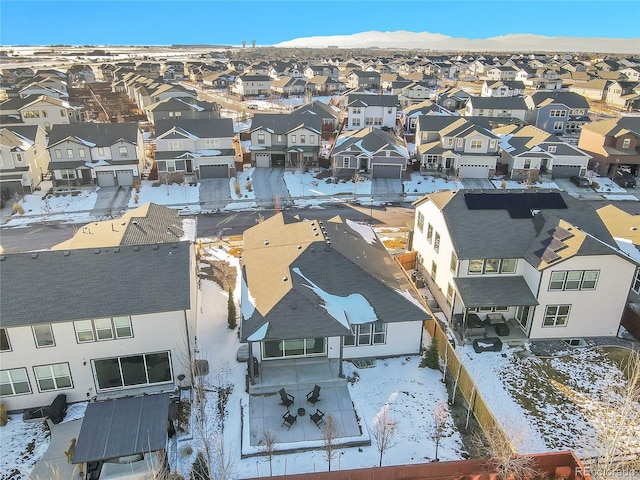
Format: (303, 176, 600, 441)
(314, 232, 319, 236)
(31, 253, 38, 259)
(282, 276, 288, 282)
(0, 255, 5, 261)
(93, 249, 100, 254)
(63, 251, 70, 256)
(264, 239, 269, 245)
(133, 246, 140, 251)
(153, 244, 159, 250)
(297, 245, 302, 250)
(171, 243, 178, 248)
(114, 247, 120, 253)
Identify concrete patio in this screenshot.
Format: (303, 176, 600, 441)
(30, 419, 83, 480)
(241, 358, 370, 458)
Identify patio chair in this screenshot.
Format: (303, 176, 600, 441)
(310, 409, 325, 428)
(278, 388, 294, 407)
(306, 385, 321, 405)
(281, 411, 297, 430)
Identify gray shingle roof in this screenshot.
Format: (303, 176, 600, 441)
(427, 189, 617, 260)
(530, 91, 590, 109)
(48, 122, 139, 147)
(0, 243, 191, 327)
(155, 118, 234, 139)
(347, 93, 398, 108)
(250, 112, 322, 135)
(455, 276, 539, 308)
(466, 96, 528, 110)
(332, 127, 409, 157)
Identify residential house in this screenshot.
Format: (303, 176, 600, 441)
(291, 100, 341, 138)
(411, 189, 637, 342)
(436, 87, 471, 112)
(604, 81, 640, 111)
(249, 111, 323, 168)
(486, 66, 518, 81)
(0, 209, 196, 411)
(154, 118, 236, 181)
(0, 94, 79, 131)
(231, 74, 271, 98)
(239, 213, 429, 384)
(344, 93, 398, 131)
(303, 65, 338, 78)
(0, 125, 50, 196)
(398, 81, 438, 105)
(144, 97, 221, 125)
(66, 65, 96, 87)
(346, 71, 381, 90)
(135, 62, 162, 78)
(161, 62, 185, 81)
(268, 61, 303, 79)
(619, 67, 640, 82)
(399, 100, 451, 134)
(569, 79, 610, 102)
(201, 71, 235, 90)
(525, 92, 591, 135)
(47, 122, 145, 187)
(17, 77, 69, 100)
(578, 116, 640, 177)
(414, 115, 501, 179)
(137, 83, 197, 110)
(330, 127, 410, 179)
(463, 96, 528, 121)
(304, 76, 345, 96)
(480, 81, 525, 98)
(494, 124, 590, 180)
(270, 77, 306, 97)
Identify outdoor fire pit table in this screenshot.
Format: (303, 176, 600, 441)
(297, 407, 306, 417)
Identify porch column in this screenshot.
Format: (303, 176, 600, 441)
(248, 342, 255, 385)
(338, 336, 344, 378)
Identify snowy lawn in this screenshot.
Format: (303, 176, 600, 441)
(5, 188, 97, 226)
(128, 181, 200, 210)
(0, 402, 87, 480)
(230, 168, 256, 200)
(403, 173, 463, 202)
(458, 343, 640, 459)
(167, 246, 466, 478)
(284, 170, 372, 198)
(490, 178, 560, 190)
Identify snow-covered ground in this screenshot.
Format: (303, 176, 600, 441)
(128, 182, 200, 209)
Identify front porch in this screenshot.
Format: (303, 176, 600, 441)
(242, 358, 369, 458)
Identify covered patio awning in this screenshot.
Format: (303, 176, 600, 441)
(454, 276, 539, 309)
(72, 393, 170, 464)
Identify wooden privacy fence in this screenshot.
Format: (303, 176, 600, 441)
(395, 252, 513, 453)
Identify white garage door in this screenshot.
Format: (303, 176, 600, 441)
(96, 171, 116, 187)
(256, 153, 270, 168)
(116, 170, 134, 186)
(458, 164, 490, 179)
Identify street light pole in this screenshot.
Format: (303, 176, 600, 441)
(369, 196, 374, 226)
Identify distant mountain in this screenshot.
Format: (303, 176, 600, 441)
(273, 30, 640, 54)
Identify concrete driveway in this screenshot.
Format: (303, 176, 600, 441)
(250, 168, 292, 207)
(459, 178, 495, 190)
(371, 178, 404, 202)
(91, 186, 132, 217)
(199, 178, 232, 211)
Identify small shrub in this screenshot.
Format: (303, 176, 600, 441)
(592, 181, 600, 190)
(234, 179, 241, 195)
(346, 371, 360, 384)
(152, 181, 161, 187)
(134, 193, 139, 204)
(12, 203, 24, 215)
(227, 288, 237, 329)
(246, 179, 253, 192)
(71, 191, 80, 196)
(190, 451, 209, 480)
(0, 403, 8, 426)
(423, 339, 440, 369)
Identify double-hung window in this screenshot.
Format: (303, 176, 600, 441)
(417, 212, 424, 232)
(0, 368, 31, 396)
(119, 146, 128, 157)
(549, 270, 599, 291)
(33, 324, 55, 348)
(344, 323, 387, 346)
(543, 305, 570, 327)
(33, 363, 72, 392)
(74, 317, 133, 343)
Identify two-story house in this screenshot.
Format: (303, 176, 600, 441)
(231, 74, 271, 98)
(463, 96, 528, 121)
(0, 94, 79, 131)
(436, 87, 471, 112)
(494, 124, 591, 180)
(344, 93, 398, 131)
(486, 66, 518, 81)
(414, 115, 501, 179)
(269, 77, 307, 97)
(0, 125, 50, 196)
(304, 76, 345, 96)
(154, 118, 236, 181)
(604, 81, 640, 111)
(578, 117, 640, 177)
(525, 91, 591, 135)
(249, 110, 325, 168)
(568, 79, 610, 102)
(145, 97, 221, 125)
(330, 127, 410, 179)
(345, 70, 381, 90)
(0, 205, 196, 412)
(481, 81, 526, 98)
(411, 190, 637, 343)
(240, 213, 428, 385)
(47, 122, 145, 188)
(399, 99, 451, 134)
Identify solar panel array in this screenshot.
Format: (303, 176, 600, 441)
(464, 192, 568, 218)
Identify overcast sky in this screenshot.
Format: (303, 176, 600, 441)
(1, 1, 639, 46)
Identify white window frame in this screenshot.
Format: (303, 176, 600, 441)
(470, 139, 483, 150)
(417, 212, 424, 232)
(0, 328, 10, 352)
(549, 110, 567, 117)
(434, 232, 440, 253)
(632, 267, 640, 294)
(344, 323, 387, 347)
(622, 138, 631, 149)
(55, 149, 62, 159)
(78, 148, 86, 159)
(92, 351, 173, 392)
(549, 270, 599, 291)
(352, 118, 361, 127)
(469, 258, 517, 275)
(427, 223, 433, 243)
(543, 304, 570, 327)
(553, 121, 564, 131)
(33, 363, 72, 392)
(74, 317, 133, 343)
(67, 149, 74, 159)
(33, 324, 55, 348)
(547, 146, 557, 153)
(0, 368, 31, 396)
(98, 147, 105, 156)
(118, 146, 128, 157)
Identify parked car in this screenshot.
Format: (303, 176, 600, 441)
(570, 176, 591, 187)
(247, 104, 258, 110)
(614, 170, 637, 188)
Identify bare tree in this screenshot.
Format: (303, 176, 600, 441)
(259, 430, 277, 476)
(209, 434, 235, 480)
(370, 404, 397, 467)
(589, 349, 640, 480)
(473, 423, 540, 480)
(430, 401, 448, 462)
(320, 414, 341, 471)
